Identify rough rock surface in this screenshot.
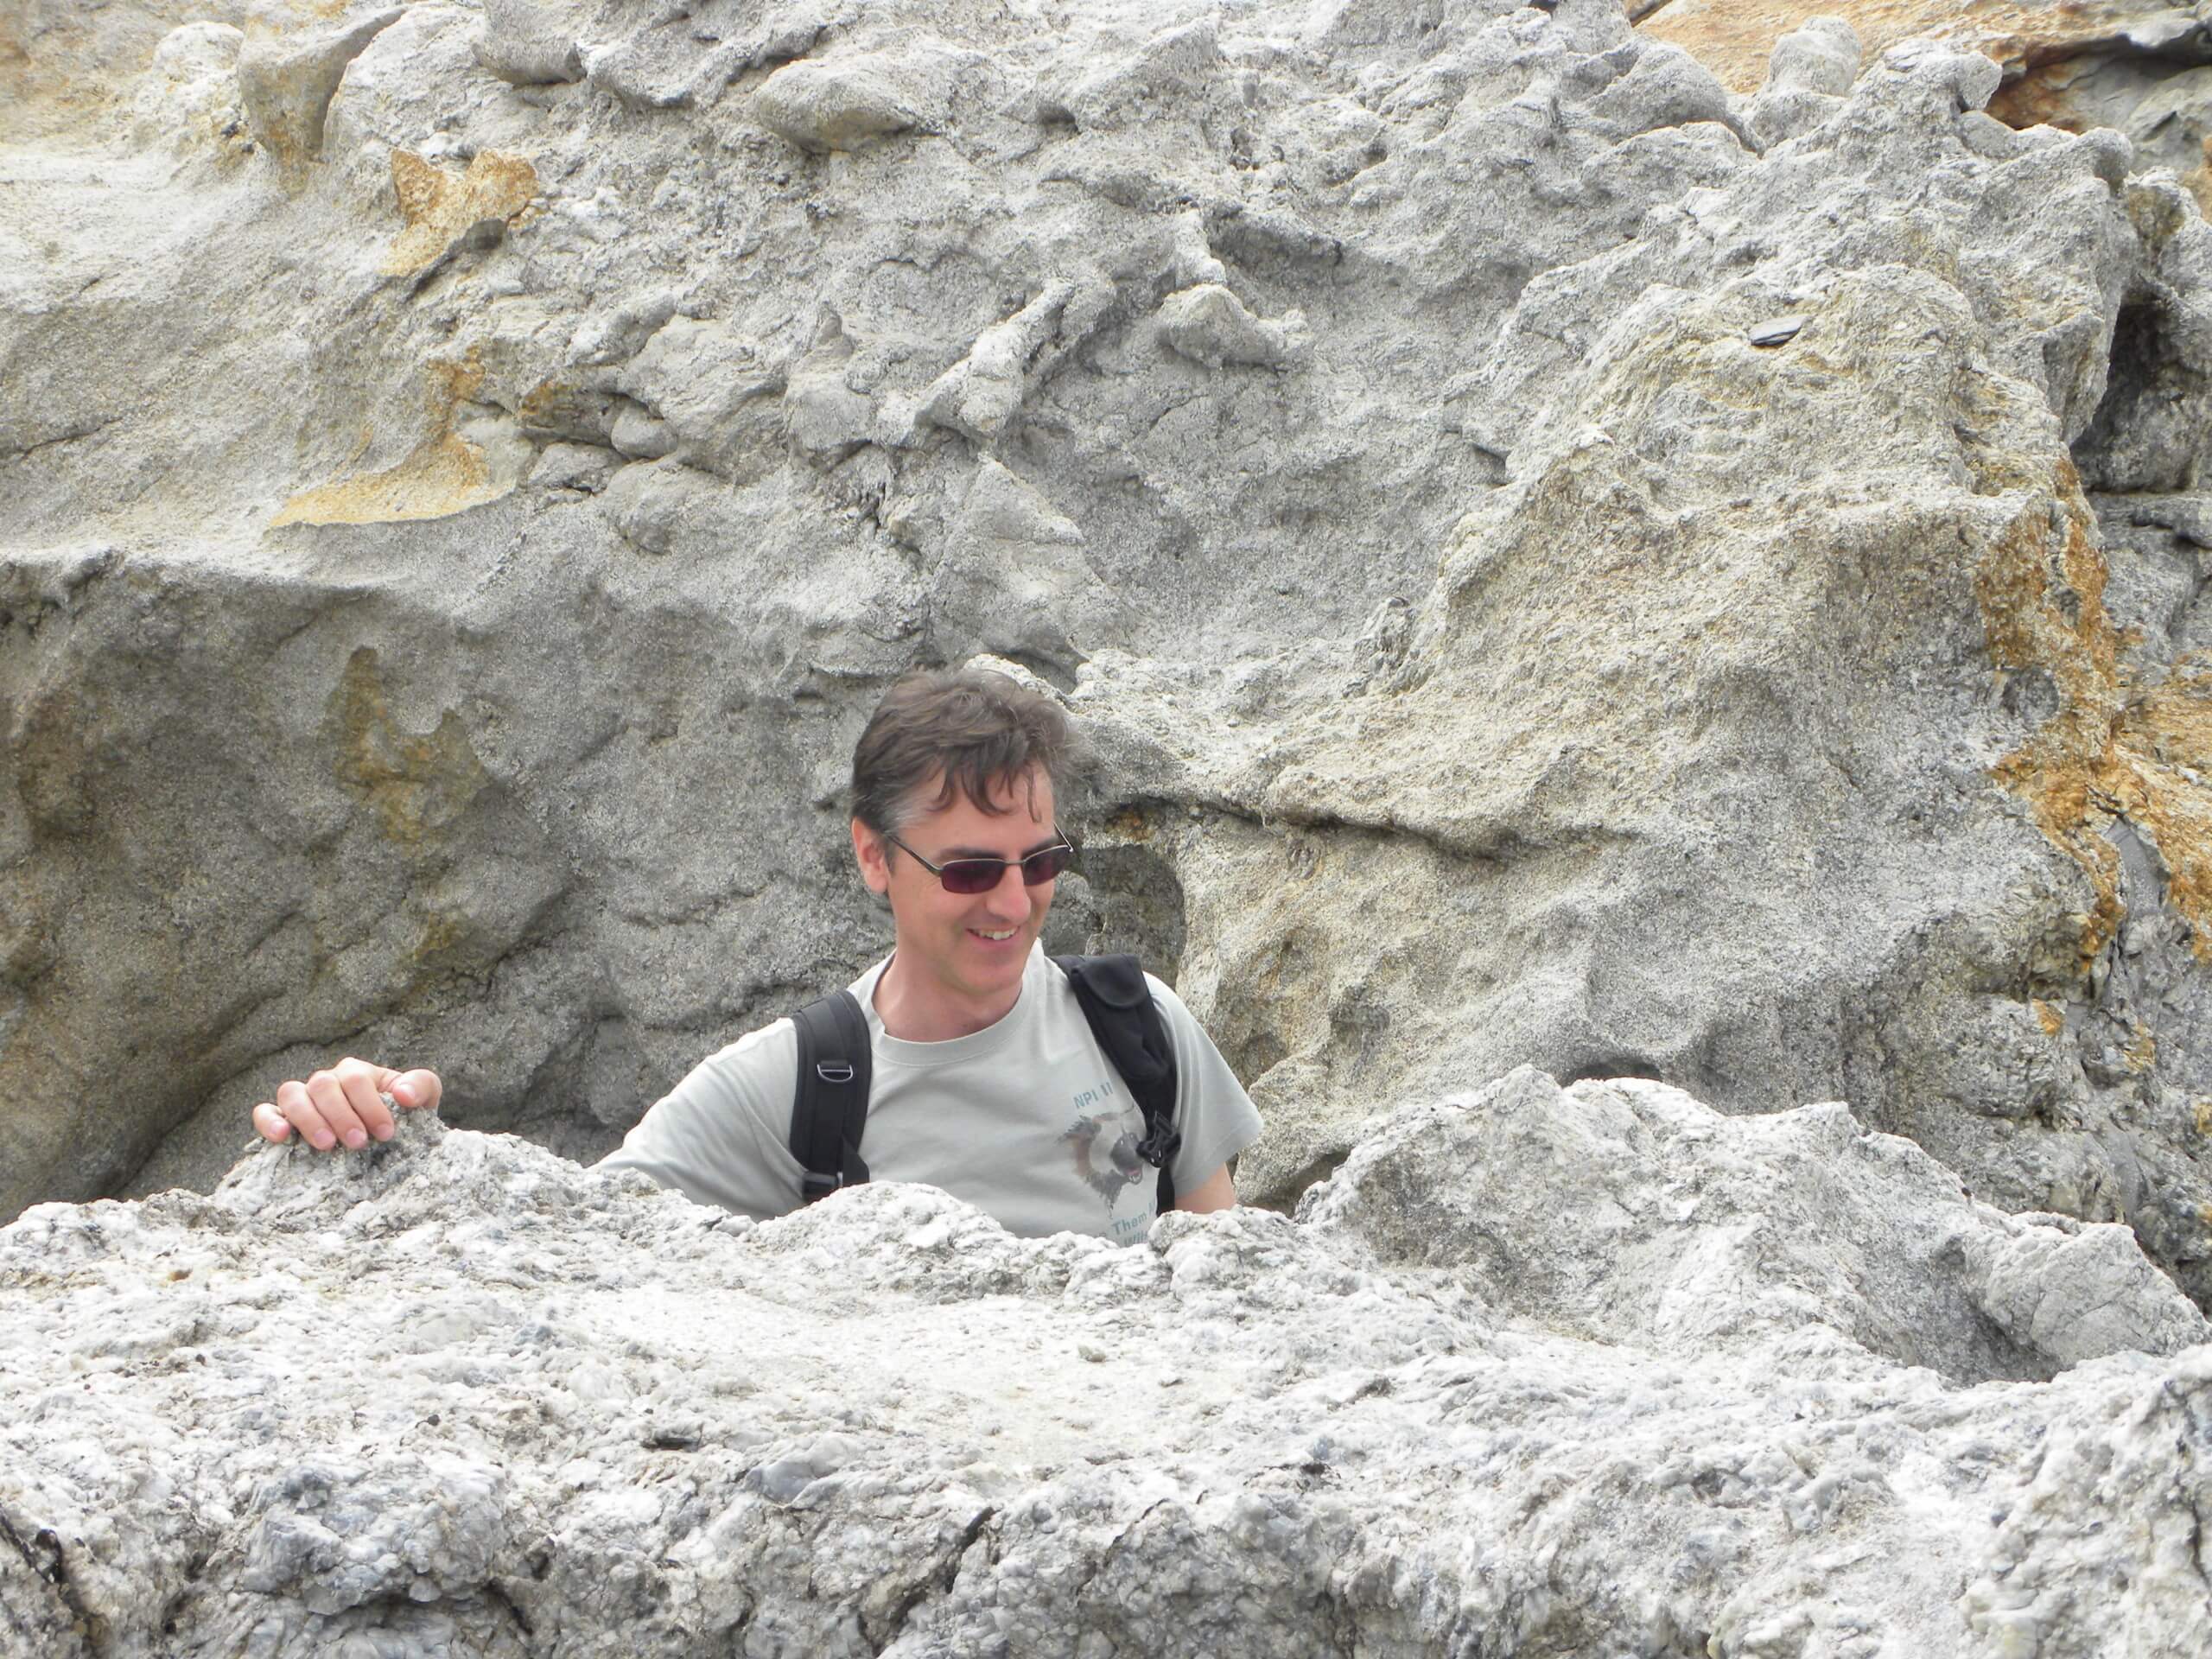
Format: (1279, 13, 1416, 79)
(3, 1077, 2209, 1656)
(8, 0, 2212, 1320)
(1637, 0, 2212, 208)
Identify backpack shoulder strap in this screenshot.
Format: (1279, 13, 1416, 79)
(788, 989, 872, 1204)
(1054, 954, 1181, 1212)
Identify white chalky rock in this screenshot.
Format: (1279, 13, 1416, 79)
(2, 1085, 2208, 1655)
(752, 55, 925, 153)
(1154, 284, 1312, 371)
(128, 23, 248, 157)
(474, 0, 585, 87)
(1768, 15, 1862, 96)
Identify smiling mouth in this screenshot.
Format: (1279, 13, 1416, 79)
(970, 928, 1019, 941)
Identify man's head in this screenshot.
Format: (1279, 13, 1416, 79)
(849, 666, 1084, 842)
(849, 668, 1089, 1019)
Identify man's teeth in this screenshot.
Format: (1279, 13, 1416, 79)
(974, 929, 1016, 940)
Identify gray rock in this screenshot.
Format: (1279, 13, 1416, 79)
(1768, 15, 1863, 97)
(1300, 1065, 2209, 1375)
(474, 0, 584, 87)
(1745, 15, 1862, 147)
(929, 459, 1122, 672)
(612, 314, 788, 482)
(126, 22, 250, 159)
(1042, 15, 1226, 132)
(752, 54, 929, 153)
(1154, 283, 1312, 370)
(2124, 63, 2212, 180)
(0, 1092, 2205, 1655)
(8, 0, 2212, 1343)
(236, 7, 406, 162)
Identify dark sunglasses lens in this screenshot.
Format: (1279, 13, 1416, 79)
(1022, 845, 1074, 885)
(938, 861, 1004, 895)
(933, 846, 1073, 893)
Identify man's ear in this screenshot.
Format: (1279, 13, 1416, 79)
(852, 817, 892, 895)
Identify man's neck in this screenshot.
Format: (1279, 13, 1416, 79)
(872, 951, 1024, 1041)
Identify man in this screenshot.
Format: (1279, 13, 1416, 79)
(253, 668, 1262, 1241)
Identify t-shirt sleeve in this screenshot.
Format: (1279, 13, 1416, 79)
(594, 1019, 808, 1222)
(1145, 973, 1264, 1197)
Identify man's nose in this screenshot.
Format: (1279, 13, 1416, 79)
(982, 863, 1032, 914)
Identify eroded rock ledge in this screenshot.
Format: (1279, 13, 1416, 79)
(4, 1069, 2207, 1657)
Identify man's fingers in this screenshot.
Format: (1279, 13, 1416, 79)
(304, 1071, 367, 1151)
(334, 1063, 395, 1143)
(276, 1078, 338, 1153)
(257, 1061, 439, 1150)
(388, 1068, 442, 1113)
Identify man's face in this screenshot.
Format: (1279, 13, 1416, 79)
(853, 767, 1059, 1008)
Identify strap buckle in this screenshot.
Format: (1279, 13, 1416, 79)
(1135, 1126, 1182, 1169)
(800, 1170, 844, 1198)
(815, 1062, 855, 1084)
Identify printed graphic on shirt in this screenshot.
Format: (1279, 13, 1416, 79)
(1061, 1073, 1146, 1208)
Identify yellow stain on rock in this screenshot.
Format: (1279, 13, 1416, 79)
(269, 432, 496, 527)
(517, 373, 594, 437)
(382, 149, 538, 277)
(2124, 1020, 2158, 1074)
(1980, 460, 2212, 972)
(406, 906, 486, 983)
(1104, 805, 1157, 842)
(2195, 1100, 2212, 1138)
(331, 645, 491, 853)
(2031, 998, 2063, 1036)
(270, 350, 511, 528)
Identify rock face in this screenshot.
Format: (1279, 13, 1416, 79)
(2, 1080, 2207, 1656)
(7, 0, 2212, 1319)
(1637, 0, 2212, 209)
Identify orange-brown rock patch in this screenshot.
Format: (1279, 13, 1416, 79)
(382, 149, 539, 277)
(270, 352, 512, 527)
(1640, 0, 2171, 95)
(1979, 461, 2212, 971)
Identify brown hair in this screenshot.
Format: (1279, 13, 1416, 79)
(850, 668, 1088, 840)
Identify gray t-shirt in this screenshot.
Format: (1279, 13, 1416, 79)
(598, 944, 1263, 1243)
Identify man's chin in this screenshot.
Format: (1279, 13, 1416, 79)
(957, 929, 1033, 978)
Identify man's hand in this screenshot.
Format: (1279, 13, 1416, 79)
(251, 1058, 442, 1152)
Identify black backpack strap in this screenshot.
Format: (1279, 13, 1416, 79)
(1054, 955, 1181, 1213)
(788, 989, 872, 1204)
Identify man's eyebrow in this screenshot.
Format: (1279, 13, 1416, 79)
(937, 833, 1065, 859)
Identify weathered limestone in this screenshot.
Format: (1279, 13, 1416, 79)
(5, 0, 2212, 1335)
(1154, 283, 1312, 371)
(235, 7, 405, 162)
(1638, 0, 2212, 204)
(473, 0, 584, 87)
(751, 54, 929, 153)
(1, 1080, 2206, 1655)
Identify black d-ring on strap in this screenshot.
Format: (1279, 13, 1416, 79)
(789, 991, 872, 1201)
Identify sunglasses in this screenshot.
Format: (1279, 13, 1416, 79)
(883, 828, 1077, 894)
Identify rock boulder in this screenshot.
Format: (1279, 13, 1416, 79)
(6, 0, 2212, 1324)
(2, 1080, 2206, 1655)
